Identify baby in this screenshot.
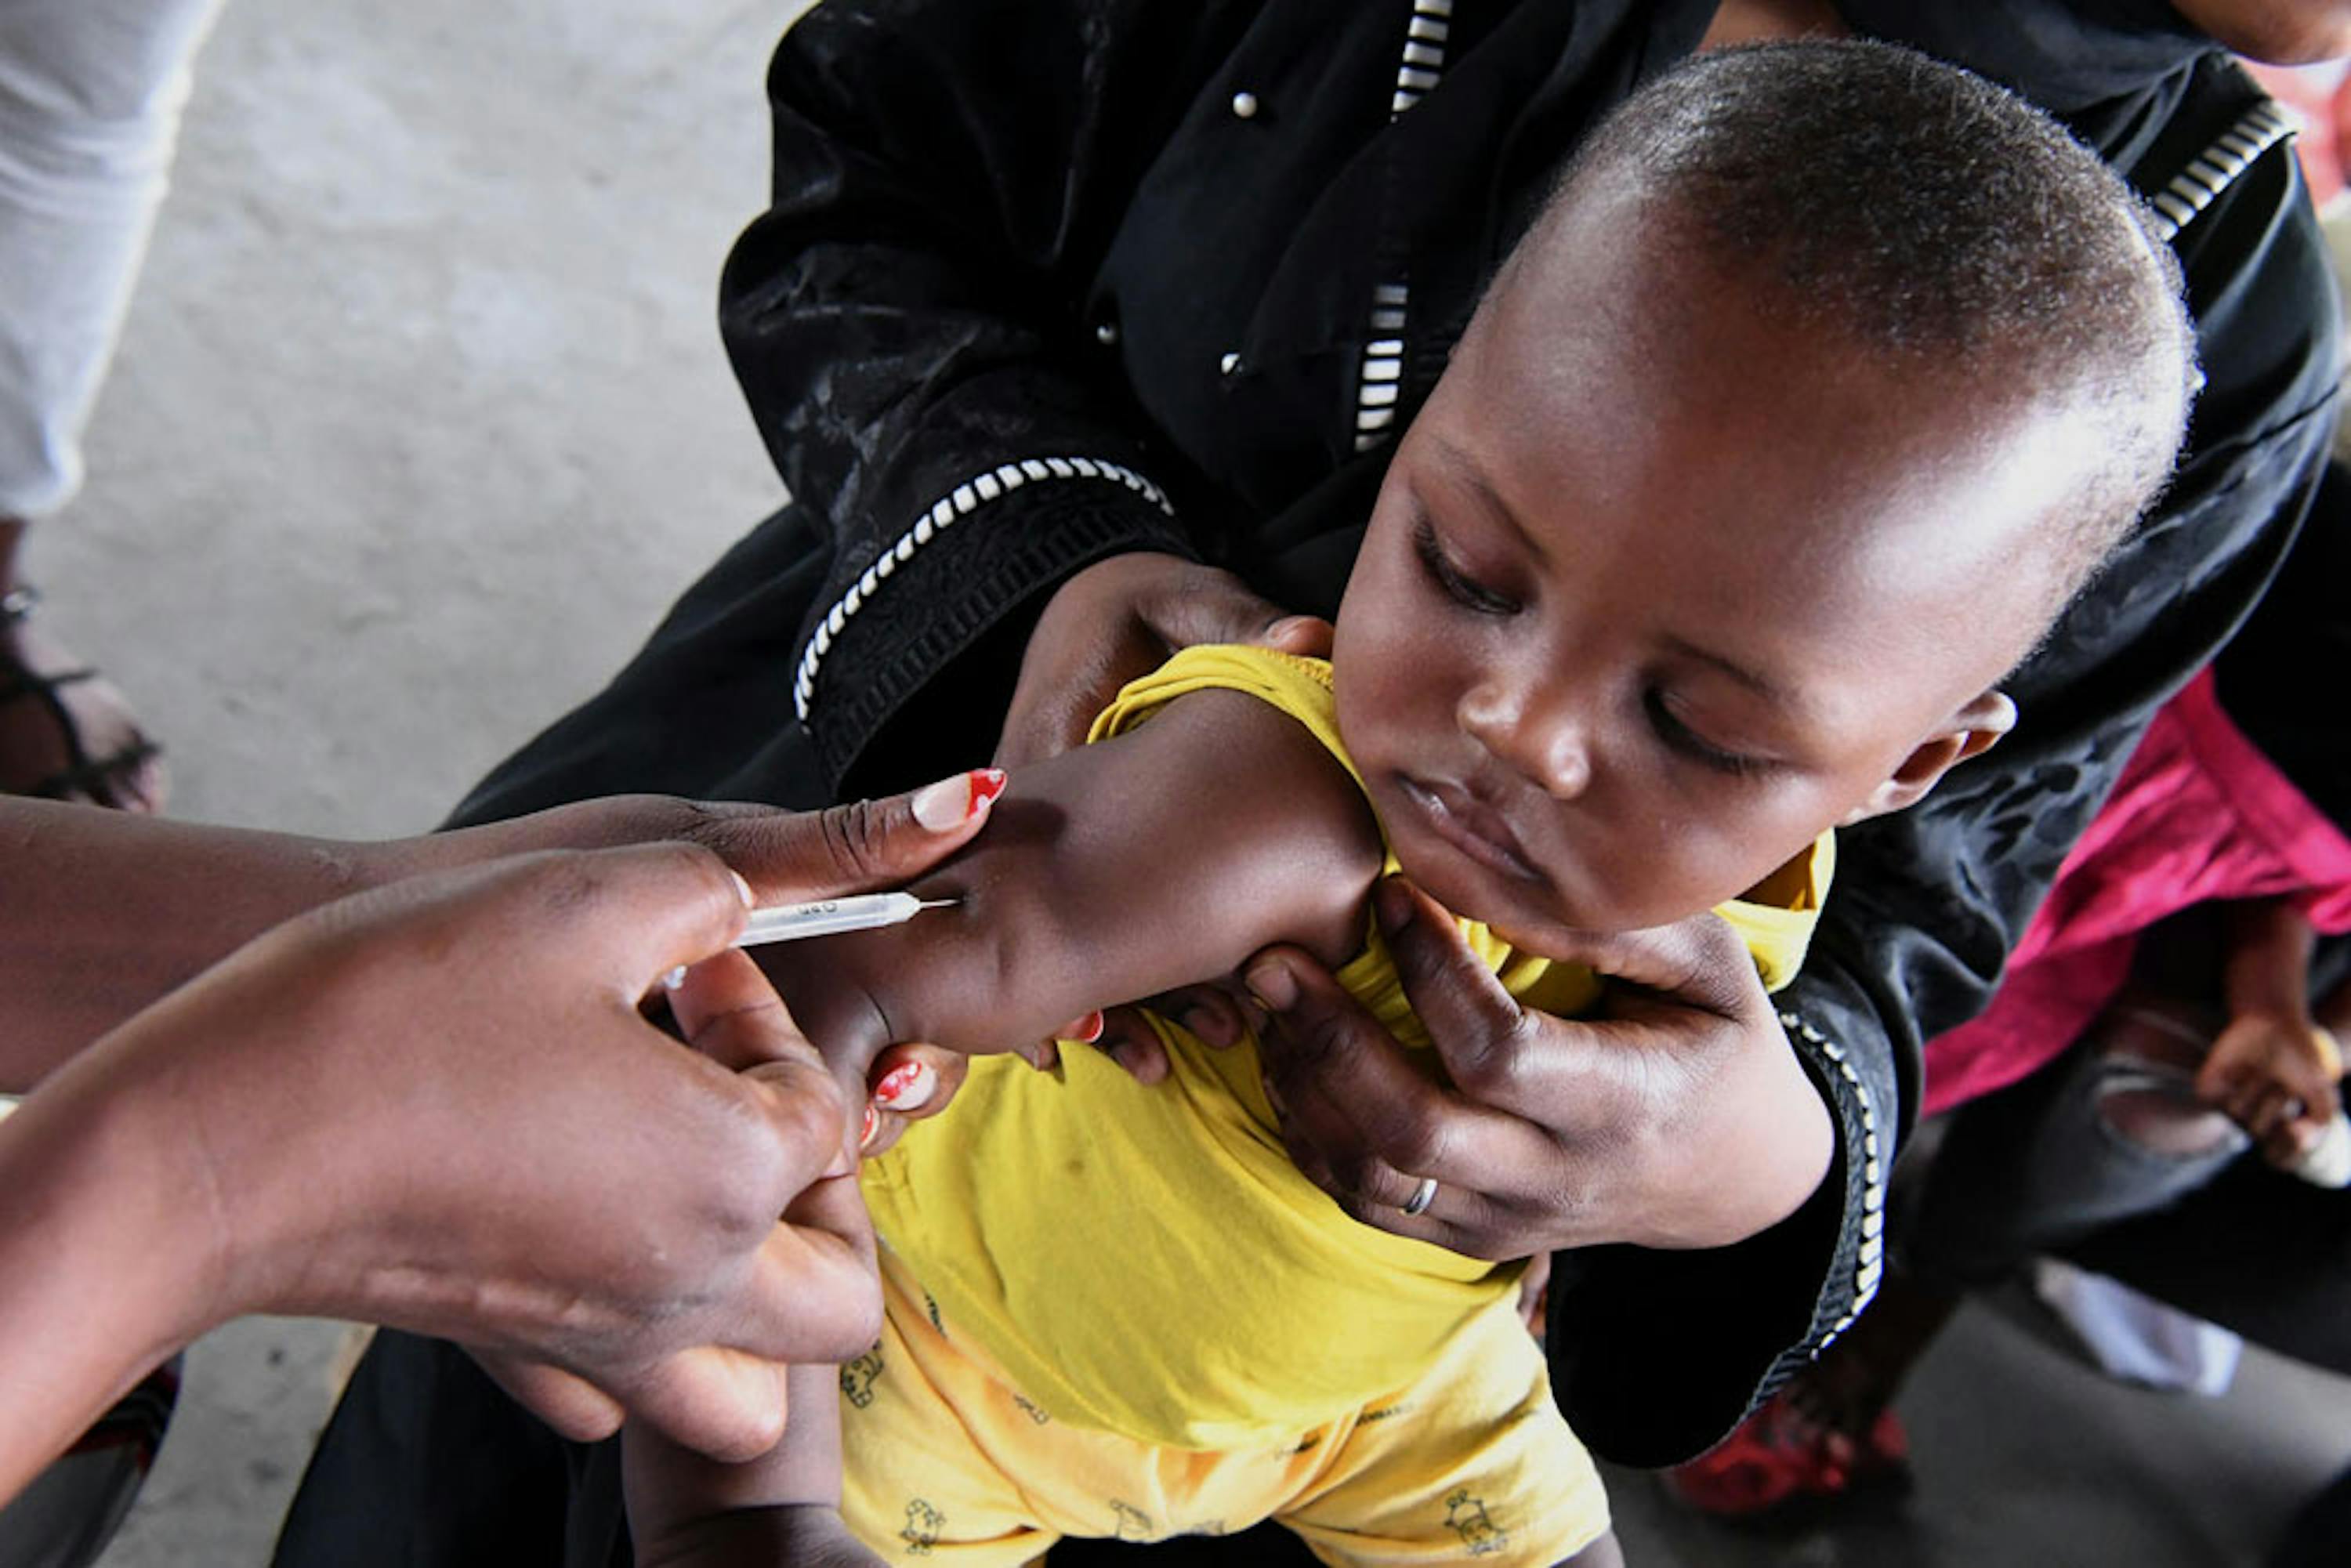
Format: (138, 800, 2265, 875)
(626, 41, 2197, 1568)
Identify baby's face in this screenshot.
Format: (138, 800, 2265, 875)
(1331, 193, 2104, 940)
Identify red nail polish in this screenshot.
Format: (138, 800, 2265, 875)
(874, 1063, 923, 1107)
(1072, 1010, 1106, 1044)
(966, 768, 1009, 818)
(860, 1104, 879, 1148)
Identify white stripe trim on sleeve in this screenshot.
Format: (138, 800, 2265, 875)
(2144, 100, 2293, 245)
(1778, 1010, 1887, 1348)
(792, 457, 1174, 722)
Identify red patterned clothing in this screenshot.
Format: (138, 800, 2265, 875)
(1924, 668, 2351, 1118)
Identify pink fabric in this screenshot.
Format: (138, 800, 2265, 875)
(1922, 669, 2351, 1118)
(2245, 60, 2350, 208)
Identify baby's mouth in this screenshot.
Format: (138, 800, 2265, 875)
(1396, 776, 1542, 885)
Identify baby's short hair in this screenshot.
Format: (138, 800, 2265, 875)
(1538, 39, 2197, 608)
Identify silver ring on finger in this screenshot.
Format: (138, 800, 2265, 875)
(1400, 1175, 1439, 1218)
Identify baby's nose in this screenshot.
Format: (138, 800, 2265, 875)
(1458, 679, 1592, 800)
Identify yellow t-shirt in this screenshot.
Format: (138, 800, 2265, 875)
(861, 645, 1831, 1451)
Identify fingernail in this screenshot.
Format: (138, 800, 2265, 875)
(873, 1061, 936, 1113)
(1268, 614, 1313, 643)
(911, 768, 1009, 831)
(661, 965, 689, 991)
(729, 869, 756, 908)
(1247, 958, 1299, 1012)
(1375, 878, 1415, 936)
(911, 774, 968, 831)
(1070, 1010, 1106, 1045)
(860, 1104, 880, 1150)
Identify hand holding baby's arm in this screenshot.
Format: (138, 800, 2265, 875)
(1242, 877, 1831, 1257)
(992, 553, 1333, 769)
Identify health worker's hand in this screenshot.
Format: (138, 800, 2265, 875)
(0, 780, 994, 1500)
(1237, 876, 1835, 1258)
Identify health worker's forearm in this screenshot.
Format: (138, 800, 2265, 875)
(0, 795, 794, 1092)
(0, 1075, 215, 1504)
(0, 801, 421, 1090)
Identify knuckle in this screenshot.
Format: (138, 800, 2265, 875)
(647, 835, 730, 889)
(510, 851, 624, 931)
(817, 796, 892, 883)
(1365, 1095, 1452, 1175)
(1385, 1114, 1451, 1178)
(766, 1082, 848, 1171)
(1449, 1014, 1539, 1099)
(672, 798, 754, 857)
(842, 1273, 886, 1352)
(705, 1151, 788, 1246)
(1388, 921, 1454, 990)
(1284, 1002, 1361, 1074)
(1322, 1147, 1386, 1198)
(1451, 1224, 1516, 1262)
(704, 1096, 817, 1216)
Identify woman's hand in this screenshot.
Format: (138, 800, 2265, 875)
(0, 780, 994, 1500)
(992, 552, 1330, 768)
(1237, 877, 1834, 1258)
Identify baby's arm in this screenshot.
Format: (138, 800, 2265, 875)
(753, 686, 1386, 1090)
(2197, 899, 2345, 1168)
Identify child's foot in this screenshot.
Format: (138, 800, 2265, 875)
(0, 584, 166, 812)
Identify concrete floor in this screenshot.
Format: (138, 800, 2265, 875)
(13, 0, 2348, 1562)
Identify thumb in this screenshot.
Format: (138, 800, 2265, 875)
(1258, 614, 1335, 659)
(455, 842, 756, 1002)
(617, 1348, 791, 1463)
(711, 770, 1007, 905)
(1139, 568, 1317, 657)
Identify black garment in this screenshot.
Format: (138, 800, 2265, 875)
(1893, 467, 2351, 1385)
(729, 0, 2338, 1459)
(2217, 462, 2351, 832)
(275, 5, 2337, 1564)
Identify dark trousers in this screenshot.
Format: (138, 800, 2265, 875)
(1901, 922, 2351, 1376)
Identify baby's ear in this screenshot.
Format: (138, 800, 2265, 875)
(1841, 690, 2018, 825)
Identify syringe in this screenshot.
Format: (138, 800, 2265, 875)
(730, 890, 958, 949)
